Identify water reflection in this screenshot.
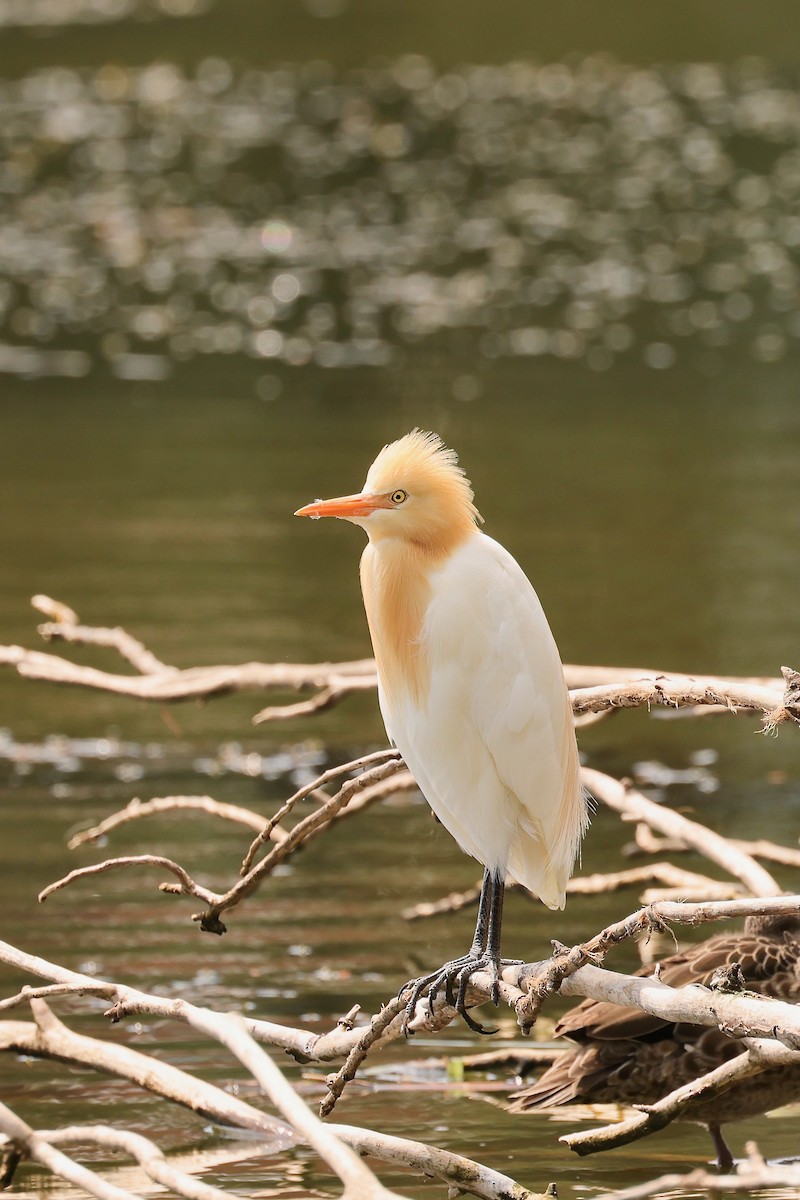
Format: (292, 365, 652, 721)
(3, 56, 800, 379)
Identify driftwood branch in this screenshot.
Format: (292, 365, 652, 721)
(628, 821, 800, 870)
(39, 755, 411, 934)
(5, 890, 800, 1143)
(3, 598, 798, 734)
(570, 667, 800, 731)
(403, 765, 783, 946)
(0, 935, 398, 1064)
(8, 896, 800, 1058)
(0, 597, 377, 713)
(402, 863, 743, 922)
(593, 1142, 800, 1199)
(38, 855, 223, 913)
(69, 795, 270, 848)
(41, 753, 780, 942)
(582, 768, 782, 898)
(0, 997, 295, 1143)
(559, 1038, 798, 1157)
(512, 891, 800, 1035)
(176, 1005, 401, 1200)
(0, 1101, 143, 1200)
(21, 1126, 242, 1200)
(240, 748, 401, 873)
(0, 989, 546, 1200)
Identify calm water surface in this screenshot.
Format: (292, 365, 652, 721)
(2, 3, 800, 1198)
(2, 361, 800, 1199)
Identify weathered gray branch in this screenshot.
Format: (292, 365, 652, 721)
(592, 1142, 800, 1199)
(0, 1102, 142, 1200)
(582, 768, 781, 898)
(0, 991, 545, 1200)
(402, 863, 743, 922)
(3, 597, 797, 731)
(39, 756, 412, 935)
(559, 1038, 798, 1156)
(27, 1126, 248, 1200)
(0, 998, 295, 1144)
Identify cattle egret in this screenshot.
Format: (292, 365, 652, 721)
(295, 430, 587, 1031)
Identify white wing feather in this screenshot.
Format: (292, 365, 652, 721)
(379, 533, 586, 909)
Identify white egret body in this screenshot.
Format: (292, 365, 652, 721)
(296, 430, 587, 1027)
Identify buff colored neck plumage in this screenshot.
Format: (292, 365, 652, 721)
(359, 504, 476, 709)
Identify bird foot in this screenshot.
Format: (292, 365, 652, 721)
(400, 953, 520, 1036)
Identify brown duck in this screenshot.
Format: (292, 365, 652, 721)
(509, 913, 800, 1169)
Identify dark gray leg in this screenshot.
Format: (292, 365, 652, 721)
(468, 869, 494, 955)
(708, 1125, 734, 1172)
(402, 868, 514, 1036)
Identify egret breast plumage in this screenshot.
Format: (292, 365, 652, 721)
(295, 429, 587, 1030)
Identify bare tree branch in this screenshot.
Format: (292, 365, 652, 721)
(4, 599, 798, 735)
(36, 621, 175, 676)
(0, 643, 378, 705)
(0, 1001, 549, 1200)
(559, 1039, 800, 1157)
(176, 1005, 402, 1200)
(319, 996, 409, 1118)
(562, 664, 784, 689)
(508, 894, 800, 1037)
(38, 855, 222, 912)
(68, 795, 272, 849)
(330, 1124, 543, 1200)
(592, 1142, 800, 1199)
(31, 1126, 243, 1200)
(628, 821, 800, 870)
(582, 768, 782, 898)
(0, 998, 295, 1144)
(0, 1101, 143, 1200)
(38, 757, 410, 934)
(240, 749, 401, 874)
(402, 864, 743, 922)
(570, 669, 800, 730)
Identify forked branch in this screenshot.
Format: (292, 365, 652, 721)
(2, 597, 798, 728)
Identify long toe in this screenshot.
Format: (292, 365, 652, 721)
(454, 964, 498, 1035)
(400, 952, 505, 1035)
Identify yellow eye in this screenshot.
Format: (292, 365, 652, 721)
(390, 489, 408, 505)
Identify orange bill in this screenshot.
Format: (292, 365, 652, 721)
(294, 492, 390, 519)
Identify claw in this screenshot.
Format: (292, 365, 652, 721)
(398, 951, 510, 1036)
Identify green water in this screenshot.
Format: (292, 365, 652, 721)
(3, 361, 800, 1199)
(2, 3, 800, 1197)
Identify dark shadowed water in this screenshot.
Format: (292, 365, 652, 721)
(2, 5, 800, 1199)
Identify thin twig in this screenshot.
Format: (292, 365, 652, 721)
(319, 996, 409, 1118)
(38, 856, 222, 911)
(583, 768, 781, 898)
(241, 749, 401, 874)
(69, 795, 272, 849)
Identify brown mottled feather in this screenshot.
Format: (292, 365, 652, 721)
(510, 913, 800, 1127)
